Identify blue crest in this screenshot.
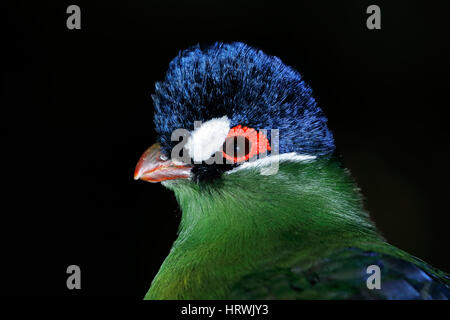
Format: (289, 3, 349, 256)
(153, 42, 335, 157)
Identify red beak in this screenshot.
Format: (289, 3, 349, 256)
(134, 143, 192, 183)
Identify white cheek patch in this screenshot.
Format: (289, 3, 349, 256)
(185, 116, 231, 162)
(226, 153, 316, 175)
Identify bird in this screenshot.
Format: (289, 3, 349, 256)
(134, 42, 449, 300)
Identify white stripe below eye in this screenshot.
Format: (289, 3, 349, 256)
(227, 153, 316, 174)
(185, 116, 230, 162)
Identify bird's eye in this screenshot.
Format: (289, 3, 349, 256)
(223, 136, 251, 159)
(222, 125, 271, 163)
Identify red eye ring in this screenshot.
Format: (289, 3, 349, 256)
(222, 125, 271, 163)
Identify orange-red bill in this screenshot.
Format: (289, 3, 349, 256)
(134, 143, 192, 183)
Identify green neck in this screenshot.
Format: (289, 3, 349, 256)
(145, 158, 389, 299)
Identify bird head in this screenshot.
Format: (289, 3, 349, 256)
(133, 45, 379, 300)
(134, 42, 335, 186)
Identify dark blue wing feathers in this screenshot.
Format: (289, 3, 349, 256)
(229, 248, 450, 300)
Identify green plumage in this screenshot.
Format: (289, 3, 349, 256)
(145, 157, 449, 299)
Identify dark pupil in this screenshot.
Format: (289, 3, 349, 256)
(223, 136, 251, 158)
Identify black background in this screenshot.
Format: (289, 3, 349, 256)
(2, 0, 449, 299)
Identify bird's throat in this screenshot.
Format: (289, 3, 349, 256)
(145, 158, 384, 299)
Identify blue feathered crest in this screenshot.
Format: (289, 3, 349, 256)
(152, 42, 335, 157)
